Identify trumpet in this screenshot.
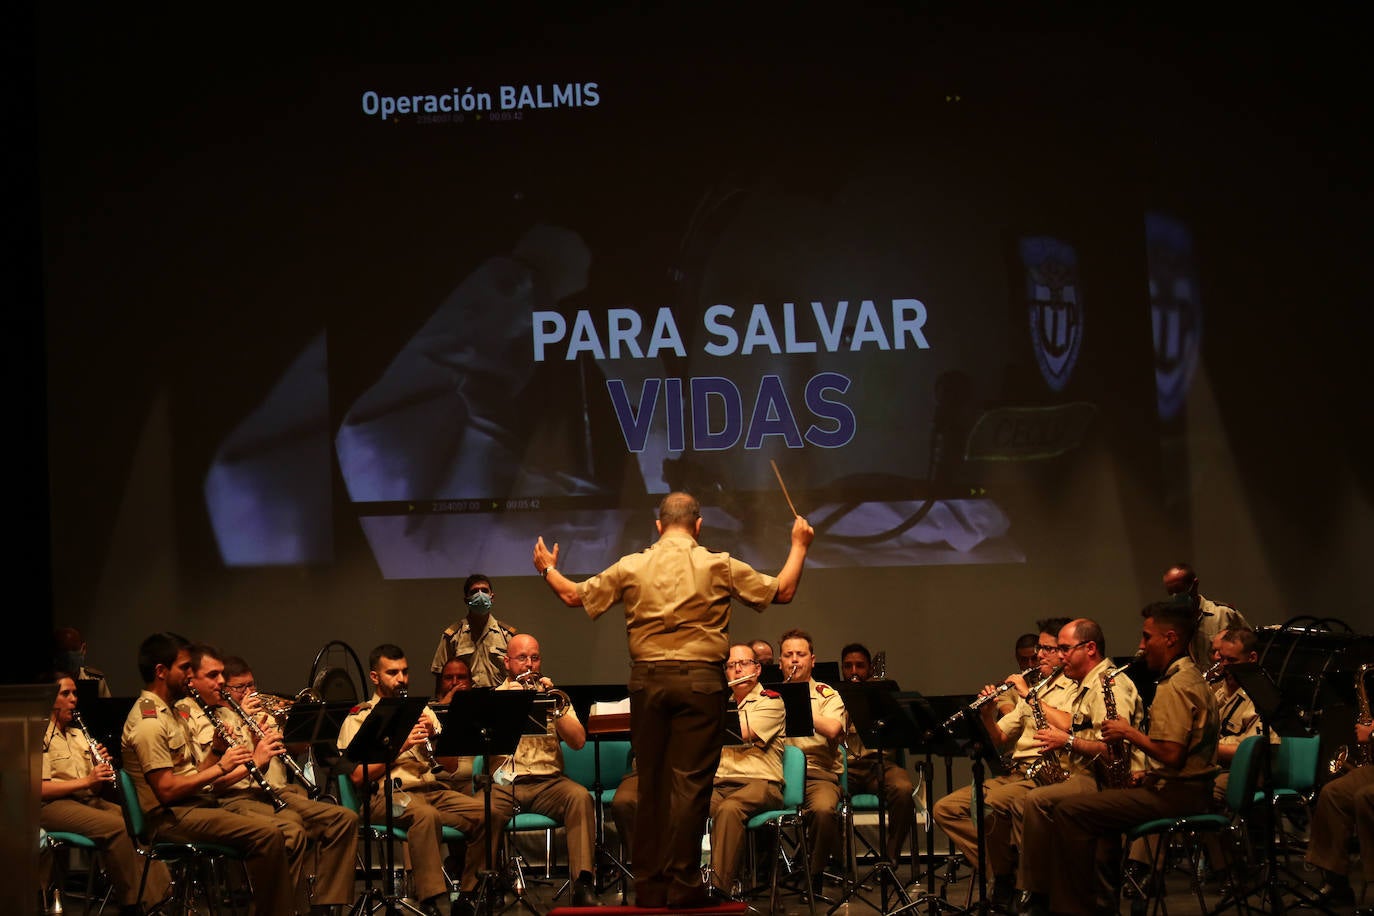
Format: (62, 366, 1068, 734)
(254, 688, 320, 719)
(942, 666, 1040, 731)
(70, 709, 117, 790)
(221, 690, 320, 798)
(515, 670, 572, 734)
(186, 685, 287, 812)
(1201, 660, 1227, 683)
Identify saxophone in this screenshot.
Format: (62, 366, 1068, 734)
(1096, 654, 1140, 789)
(1329, 663, 1374, 777)
(1024, 666, 1070, 785)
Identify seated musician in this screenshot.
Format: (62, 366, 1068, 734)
(222, 654, 360, 913)
(931, 619, 1072, 908)
(1208, 627, 1269, 802)
(121, 633, 295, 915)
(432, 658, 476, 792)
(777, 628, 846, 891)
(1037, 601, 1219, 916)
(839, 643, 916, 865)
(1016, 618, 1144, 914)
(338, 643, 508, 916)
(492, 633, 598, 907)
(709, 642, 787, 897)
(42, 672, 170, 915)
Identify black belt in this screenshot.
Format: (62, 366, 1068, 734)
(631, 659, 722, 670)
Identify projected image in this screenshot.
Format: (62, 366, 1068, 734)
(1147, 212, 1203, 422)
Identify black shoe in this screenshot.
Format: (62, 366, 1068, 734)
(417, 896, 446, 916)
(573, 872, 598, 907)
(1018, 891, 1049, 916)
(1316, 880, 1356, 907)
(990, 875, 1016, 913)
(450, 895, 476, 916)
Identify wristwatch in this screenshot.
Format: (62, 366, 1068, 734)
(1065, 733, 1076, 751)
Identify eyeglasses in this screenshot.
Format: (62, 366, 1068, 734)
(725, 660, 759, 671)
(510, 654, 541, 664)
(225, 682, 254, 692)
(1035, 645, 1059, 653)
(1056, 641, 1091, 654)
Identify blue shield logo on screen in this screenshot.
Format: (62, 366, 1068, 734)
(1020, 236, 1083, 392)
(1146, 213, 1203, 421)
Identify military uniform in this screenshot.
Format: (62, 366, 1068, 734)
(430, 614, 518, 687)
(787, 678, 846, 875)
(1190, 596, 1247, 669)
(846, 713, 918, 866)
(337, 694, 511, 900)
(1306, 760, 1374, 882)
(180, 699, 360, 908)
(491, 681, 595, 879)
(1049, 656, 1219, 916)
(932, 674, 1075, 877)
(121, 690, 294, 914)
(710, 683, 787, 893)
(578, 529, 779, 907)
(77, 665, 112, 699)
(1212, 680, 1269, 803)
(1017, 659, 1145, 897)
(42, 718, 170, 907)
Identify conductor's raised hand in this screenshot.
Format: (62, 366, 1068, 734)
(532, 536, 560, 573)
(791, 515, 814, 547)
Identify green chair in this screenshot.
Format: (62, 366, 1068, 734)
(1119, 734, 1265, 916)
(117, 768, 252, 914)
(743, 744, 815, 915)
(40, 829, 107, 916)
(336, 773, 468, 895)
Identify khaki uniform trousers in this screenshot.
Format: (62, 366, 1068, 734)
(153, 802, 295, 915)
(221, 784, 359, 907)
(848, 754, 916, 863)
(1050, 780, 1213, 916)
(932, 772, 1035, 877)
(363, 784, 497, 901)
(1015, 773, 1097, 894)
(803, 771, 842, 874)
(609, 772, 638, 857)
(709, 779, 783, 892)
(41, 796, 171, 907)
(494, 773, 595, 877)
(1307, 762, 1374, 881)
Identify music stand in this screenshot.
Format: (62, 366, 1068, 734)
(1228, 661, 1338, 915)
(903, 693, 966, 899)
(279, 697, 340, 798)
(344, 695, 432, 916)
(831, 680, 920, 915)
(433, 689, 536, 916)
(585, 709, 633, 903)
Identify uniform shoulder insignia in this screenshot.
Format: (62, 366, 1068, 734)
(84, 666, 106, 678)
(499, 622, 518, 637)
(177, 708, 190, 719)
(816, 684, 832, 696)
(350, 703, 367, 714)
(762, 688, 781, 699)
(139, 697, 158, 718)
(442, 624, 459, 638)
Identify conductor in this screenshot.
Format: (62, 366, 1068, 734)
(533, 491, 814, 908)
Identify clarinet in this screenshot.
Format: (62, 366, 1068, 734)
(186, 685, 288, 812)
(396, 687, 442, 772)
(70, 709, 118, 793)
(221, 690, 320, 798)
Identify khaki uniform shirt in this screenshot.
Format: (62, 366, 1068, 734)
(431, 613, 518, 687)
(176, 700, 291, 792)
(997, 675, 1077, 765)
(578, 531, 778, 663)
(786, 679, 846, 777)
(1146, 655, 1220, 783)
(491, 680, 579, 780)
(43, 720, 96, 796)
(122, 690, 212, 816)
(1064, 658, 1145, 777)
(78, 666, 113, 699)
(1214, 682, 1265, 751)
(337, 694, 446, 791)
(1190, 596, 1248, 669)
(718, 684, 786, 785)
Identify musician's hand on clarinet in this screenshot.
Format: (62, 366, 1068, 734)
(402, 721, 431, 753)
(251, 733, 282, 768)
(221, 745, 253, 771)
(87, 761, 115, 788)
